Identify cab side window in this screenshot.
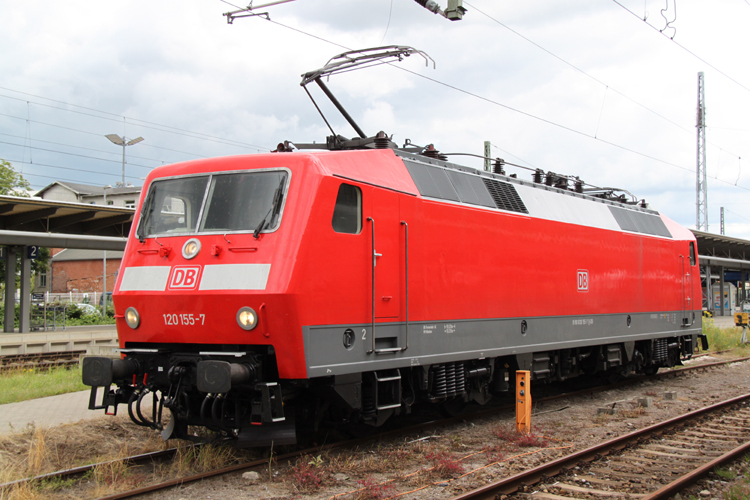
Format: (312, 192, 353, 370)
(689, 242, 696, 266)
(332, 183, 362, 234)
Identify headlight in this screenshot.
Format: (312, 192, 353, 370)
(182, 238, 201, 259)
(125, 307, 140, 329)
(236, 307, 258, 331)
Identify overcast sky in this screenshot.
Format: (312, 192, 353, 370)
(1, 0, 748, 238)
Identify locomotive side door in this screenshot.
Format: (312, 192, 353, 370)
(369, 188, 401, 319)
(681, 242, 696, 325)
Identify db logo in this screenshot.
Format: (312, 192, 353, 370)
(577, 270, 589, 292)
(169, 266, 202, 290)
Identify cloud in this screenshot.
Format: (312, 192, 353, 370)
(0, 0, 748, 237)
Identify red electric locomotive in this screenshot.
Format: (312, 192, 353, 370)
(81, 145, 703, 445)
(82, 47, 705, 446)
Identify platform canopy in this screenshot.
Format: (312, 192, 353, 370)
(692, 229, 750, 270)
(0, 195, 134, 334)
(0, 195, 132, 251)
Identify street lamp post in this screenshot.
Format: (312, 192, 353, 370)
(102, 185, 111, 316)
(105, 134, 144, 185)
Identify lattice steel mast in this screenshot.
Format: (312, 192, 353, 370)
(696, 72, 708, 231)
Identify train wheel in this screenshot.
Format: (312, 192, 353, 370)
(604, 371, 624, 384)
(441, 397, 468, 417)
(643, 366, 659, 376)
(344, 422, 376, 438)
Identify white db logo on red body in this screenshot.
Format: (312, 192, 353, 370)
(577, 270, 589, 292)
(169, 266, 202, 290)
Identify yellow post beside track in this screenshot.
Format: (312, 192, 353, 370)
(515, 370, 531, 434)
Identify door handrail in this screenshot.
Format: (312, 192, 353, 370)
(367, 217, 375, 354)
(401, 221, 409, 352)
(680, 254, 693, 327)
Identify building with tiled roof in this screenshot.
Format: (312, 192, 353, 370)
(35, 181, 141, 208)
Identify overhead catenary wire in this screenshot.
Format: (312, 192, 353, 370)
(724, 208, 750, 228)
(489, 142, 538, 170)
(0, 90, 270, 152)
(0, 139, 157, 171)
(610, 0, 750, 94)
(0, 1, 744, 195)
(464, 0, 743, 161)
(0, 112, 208, 160)
(3, 157, 144, 182)
(0, 130, 194, 164)
(381, 0, 395, 44)
(441, 152, 630, 194)
(248, 12, 750, 193)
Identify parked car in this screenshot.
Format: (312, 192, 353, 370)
(71, 303, 101, 316)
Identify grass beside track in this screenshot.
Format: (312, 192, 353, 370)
(703, 318, 750, 353)
(0, 365, 87, 405)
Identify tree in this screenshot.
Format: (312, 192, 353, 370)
(0, 159, 31, 196)
(0, 160, 50, 289)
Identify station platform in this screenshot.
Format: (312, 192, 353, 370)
(0, 390, 99, 432)
(0, 325, 118, 356)
(710, 315, 738, 328)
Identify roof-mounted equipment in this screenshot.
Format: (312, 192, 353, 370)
(292, 46, 434, 151)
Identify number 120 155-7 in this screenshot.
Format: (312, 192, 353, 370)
(163, 313, 205, 326)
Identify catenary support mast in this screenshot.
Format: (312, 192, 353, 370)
(696, 72, 708, 232)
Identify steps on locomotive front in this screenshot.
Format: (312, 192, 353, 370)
(0, 326, 118, 356)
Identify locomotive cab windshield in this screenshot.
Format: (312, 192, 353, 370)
(138, 169, 289, 238)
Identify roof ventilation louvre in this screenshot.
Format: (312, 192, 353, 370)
(482, 178, 529, 214)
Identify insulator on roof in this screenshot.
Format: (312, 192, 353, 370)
(493, 158, 505, 175)
(545, 172, 555, 186)
(422, 144, 447, 160)
(374, 131, 391, 149)
(555, 177, 569, 190)
(275, 141, 293, 153)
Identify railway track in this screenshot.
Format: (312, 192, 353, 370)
(450, 393, 750, 500)
(0, 350, 85, 371)
(2, 352, 746, 499)
(0, 448, 181, 491)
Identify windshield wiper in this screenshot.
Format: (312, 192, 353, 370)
(137, 191, 156, 243)
(253, 176, 286, 239)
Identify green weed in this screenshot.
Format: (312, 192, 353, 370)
(702, 319, 748, 352)
(715, 467, 737, 481)
(723, 484, 750, 500)
(0, 366, 87, 405)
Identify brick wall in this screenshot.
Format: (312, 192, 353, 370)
(50, 259, 122, 293)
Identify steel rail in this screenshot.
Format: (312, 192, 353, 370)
(642, 440, 750, 500)
(450, 392, 750, 500)
(97, 356, 750, 500)
(7, 353, 742, 498)
(0, 350, 86, 371)
(0, 350, 85, 363)
(94, 437, 378, 500)
(0, 448, 180, 491)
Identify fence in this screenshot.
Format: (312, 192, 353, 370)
(30, 303, 67, 331)
(44, 292, 107, 305)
